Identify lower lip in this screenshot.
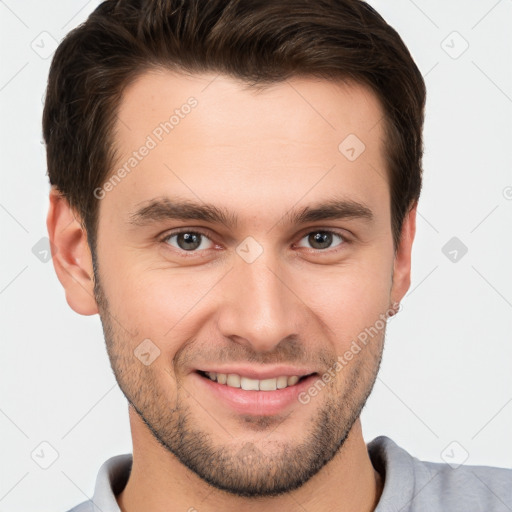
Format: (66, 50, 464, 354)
(193, 372, 318, 416)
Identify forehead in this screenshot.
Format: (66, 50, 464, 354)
(115, 69, 385, 150)
(106, 69, 389, 227)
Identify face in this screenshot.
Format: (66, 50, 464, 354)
(89, 70, 408, 496)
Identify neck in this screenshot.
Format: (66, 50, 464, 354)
(117, 408, 383, 512)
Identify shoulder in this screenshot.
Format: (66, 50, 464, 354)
(64, 501, 95, 512)
(62, 453, 132, 512)
(368, 436, 512, 512)
(415, 458, 512, 511)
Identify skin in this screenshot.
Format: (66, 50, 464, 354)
(47, 70, 416, 512)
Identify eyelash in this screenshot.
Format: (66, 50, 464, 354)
(159, 227, 351, 257)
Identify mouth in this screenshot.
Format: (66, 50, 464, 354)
(193, 369, 319, 416)
(197, 370, 314, 391)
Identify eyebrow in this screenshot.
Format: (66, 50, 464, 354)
(127, 196, 374, 230)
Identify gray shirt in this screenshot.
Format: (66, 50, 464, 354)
(66, 436, 512, 511)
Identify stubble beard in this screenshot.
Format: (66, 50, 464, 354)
(94, 275, 384, 497)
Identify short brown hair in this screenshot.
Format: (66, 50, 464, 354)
(43, 0, 426, 256)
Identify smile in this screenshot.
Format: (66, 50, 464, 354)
(199, 370, 312, 391)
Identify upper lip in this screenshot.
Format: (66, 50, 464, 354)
(195, 365, 317, 380)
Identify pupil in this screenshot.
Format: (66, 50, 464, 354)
(178, 232, 201, 250)
(309, 232, 332, 249)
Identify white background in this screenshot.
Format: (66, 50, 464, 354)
(1, 1, 511, 511)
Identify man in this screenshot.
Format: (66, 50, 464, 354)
(44, 0, 512, 511)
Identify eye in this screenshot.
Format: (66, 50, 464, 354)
(296, 230, 346, 251)
(162, 230, 215, 252)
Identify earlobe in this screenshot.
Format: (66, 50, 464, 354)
(390, 202, 417, 307)
(46, 186, 99, 316)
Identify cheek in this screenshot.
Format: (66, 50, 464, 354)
(98, 227, 393, 352)
(101, 252, 226, 342)
(292, 258, 393, 342)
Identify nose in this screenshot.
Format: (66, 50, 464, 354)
(216, 251, 302, 353)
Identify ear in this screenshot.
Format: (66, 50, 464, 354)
(390, 202, 417, 307)
(46, 186, 99, 316)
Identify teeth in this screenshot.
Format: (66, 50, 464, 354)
(241, 377, 260, 391)
(203, 372, 306, 391)
(226, 374, 241, 388)
(276, 376, 288, 389)
(287, 376, 299, 386)
(259, 378, 277, 391)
